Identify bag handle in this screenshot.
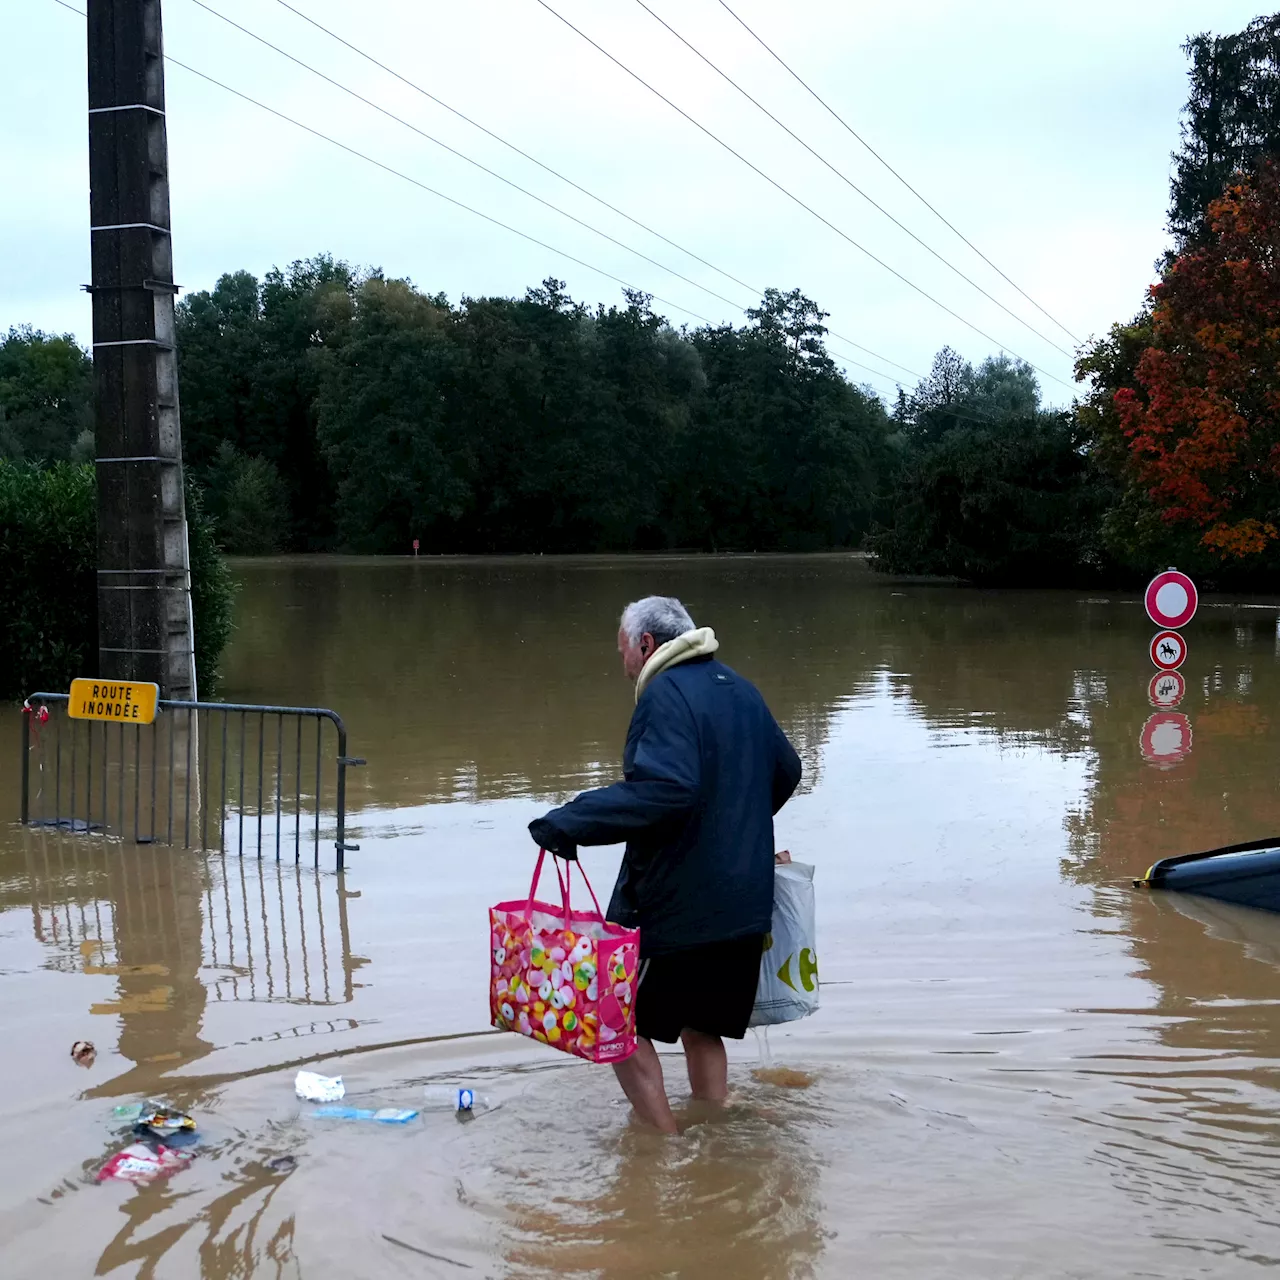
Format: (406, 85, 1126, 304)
(526, 849, 606, 924)
(525, 849, 571, 922)
(563, 856, 605, 920)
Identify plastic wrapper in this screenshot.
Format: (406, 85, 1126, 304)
(98, 1142, 190, 1185)
(309, 1106, 418, 1123)
(136, 1107, 196, 1135)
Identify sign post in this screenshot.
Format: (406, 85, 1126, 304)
(1139, 569, 1196, 768)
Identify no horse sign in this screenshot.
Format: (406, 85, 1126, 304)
(1150, 630, 1188, 671)
(1145, 569, 1198, 629)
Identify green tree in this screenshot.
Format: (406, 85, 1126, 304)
(0, 327, 94, 462)
(176, 256, 358, 549)
(186, 477, 236, 696)
(0, 460, 95, 697)
(315, 276, 468, 553)
(682, 289, 888, 551)
(201, 441, 291, 555)
(1170, 15, 1280, 247)
(873, 353, 1113, 583)
(171, 262, 897, 556)
(0, 462, 235, 699)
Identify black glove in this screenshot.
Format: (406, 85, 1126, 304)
(528, 816, 577, 860)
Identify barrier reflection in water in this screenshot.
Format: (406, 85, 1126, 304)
(19, 694, 361, 866)
(18, 829, 359, 1011)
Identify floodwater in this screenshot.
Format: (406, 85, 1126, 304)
(3, 555, 1280, 1278)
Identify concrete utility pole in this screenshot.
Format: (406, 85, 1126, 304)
(87, 0, 196, 700)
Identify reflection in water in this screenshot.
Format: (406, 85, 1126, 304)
(91, 1147, 300, 1279)
(0, 556, 1279, 1276)
(0, 829, 356, 1278)
(218, 556, 891, 806)
(504, 1099, 823, 1280)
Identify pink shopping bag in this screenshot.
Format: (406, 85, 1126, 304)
(490, 850, 639, 1063)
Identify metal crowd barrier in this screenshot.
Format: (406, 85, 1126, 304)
(19, 694, 364, 869)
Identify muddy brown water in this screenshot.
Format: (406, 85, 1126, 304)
(3, 554, 1280, 1277)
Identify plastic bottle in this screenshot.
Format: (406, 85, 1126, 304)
(421, 1086, 493, 1114)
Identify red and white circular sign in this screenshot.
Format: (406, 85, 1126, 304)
(1150, 630, 1188, 670)
(1140, 712, 1193, 767)
(1145, 570, 1198, 629)
(1148, 670, 1186, 708)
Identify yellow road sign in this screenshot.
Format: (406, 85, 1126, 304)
(68, 679, 159, 725)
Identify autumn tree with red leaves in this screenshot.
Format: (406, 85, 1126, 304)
(1081, 162, 1280, 563)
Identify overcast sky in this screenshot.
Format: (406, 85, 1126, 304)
(2, 0, 1263, 405)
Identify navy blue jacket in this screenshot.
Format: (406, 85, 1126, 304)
(544, 657, 802, 956)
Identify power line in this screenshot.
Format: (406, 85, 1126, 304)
(716, 0, 1081, 346)
(49, 0, 1014, 415)
(186, 0, 748, 314)
(830, 338, 919, 381)
(528, 0, 1073, 390)
(632, 0, 1073, 360)
(262, 1, 1047, 395)
(46, 1, 945, 399)
(193, 0, 924, 392)
(49, 0, 715, 328)
(269, 0, 760, 298)
(266, 0, 923, 389)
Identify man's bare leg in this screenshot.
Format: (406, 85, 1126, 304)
(613, 1037, 678, 1134)
(681, 1028, 728, 1102)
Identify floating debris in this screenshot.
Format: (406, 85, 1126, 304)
(309, 1106, 418, 1124)
(98, 1142, 190, 1185)
(295, 1070, 345, 1102)
(135, 1107, 196, 1136)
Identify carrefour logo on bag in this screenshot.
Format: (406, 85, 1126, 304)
(763, 935, 818, 994)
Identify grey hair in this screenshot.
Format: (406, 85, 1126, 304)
(620, 596, 696, 647)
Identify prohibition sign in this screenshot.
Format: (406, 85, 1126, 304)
(1148, 670, 1186, 708)
(1145, 570, 1198, 629)
(1150, 630, 1188, 671)
(1140, 712, 1193, 767)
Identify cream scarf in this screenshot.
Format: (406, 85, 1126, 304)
(634, 627, 720, 703)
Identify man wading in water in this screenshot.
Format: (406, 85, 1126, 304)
(529, 596, 802, 1134)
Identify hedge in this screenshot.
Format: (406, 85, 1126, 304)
(0, 460, 235, 700)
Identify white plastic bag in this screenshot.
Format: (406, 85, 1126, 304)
(295, 1070, 345, 1102)
(749, 861, 818, 1027)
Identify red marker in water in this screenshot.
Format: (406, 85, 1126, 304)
(413, 538, 420, 557)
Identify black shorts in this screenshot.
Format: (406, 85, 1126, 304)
(635, 933, 765, 1044)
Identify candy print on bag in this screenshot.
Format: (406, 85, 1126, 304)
(490, 850, 639, 1064)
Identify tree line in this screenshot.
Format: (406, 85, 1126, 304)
(175, 272, 893, 556)
(4, 11, 1280, 589)
(0, 282, 1101, 580)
